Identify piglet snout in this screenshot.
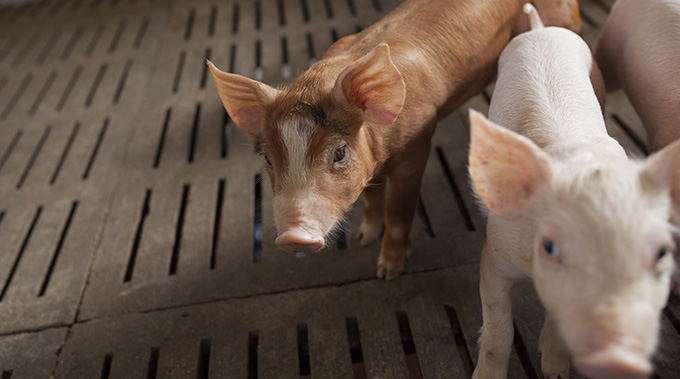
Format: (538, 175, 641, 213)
(575, 345, 651, 379)
(275, 228, 324, 253)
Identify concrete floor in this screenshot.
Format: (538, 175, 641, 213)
(0, 0, 678, 378)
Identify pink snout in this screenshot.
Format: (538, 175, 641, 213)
(275, 228, 324, 253)
(575, 345, 651, 379)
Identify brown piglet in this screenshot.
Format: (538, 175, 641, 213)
(208, 0, 580, 279)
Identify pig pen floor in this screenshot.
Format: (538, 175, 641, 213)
(0, 0, 679, 378)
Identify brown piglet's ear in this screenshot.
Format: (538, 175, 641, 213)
(468, 109, 551, 218)
(333, 43, 405, 125)
(207, 60, 280, 136)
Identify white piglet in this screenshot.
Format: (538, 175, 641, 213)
(470, 5, 679, 379)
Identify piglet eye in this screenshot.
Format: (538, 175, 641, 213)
(263, 154, 272, 167)
(542, 239, 558, 257)
(333, 146, 346, 163)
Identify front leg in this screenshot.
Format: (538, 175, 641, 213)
(474, 244, 517, 379)
(356, 174, 386, 246)
(376, 139, 431, 280)
(539, 314, 571, 379)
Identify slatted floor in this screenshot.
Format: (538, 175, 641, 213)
(0, 0, 678, 378)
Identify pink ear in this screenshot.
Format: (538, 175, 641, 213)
(333, 43, 405, 125)
(641, 138, 680, 221)
(207, 61, 279, 136)
(468, 110, 551, 218)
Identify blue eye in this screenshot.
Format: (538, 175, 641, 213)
(542, 239, 558, 257)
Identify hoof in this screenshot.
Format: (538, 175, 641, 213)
(376, 254, 404, 280)
(355, 220, 382, 246)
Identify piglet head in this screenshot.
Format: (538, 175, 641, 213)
(208, 44, 405, 253)
(469, 110, 678, 379)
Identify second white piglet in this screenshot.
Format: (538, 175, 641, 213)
(594, 0, 680, 294)
(470, 5, 679, 379)
(594, 0, 680, 152)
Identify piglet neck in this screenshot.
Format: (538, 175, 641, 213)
(546, 137, 626, 162)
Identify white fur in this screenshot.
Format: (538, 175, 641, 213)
(492, 28, 619, 154)
(523, 3, 544, 30)
(471, 26, 676, 379)
(273, 117, 339, 240)
(279, 116, 313, 189)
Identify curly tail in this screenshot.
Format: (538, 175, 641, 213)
(523, 3, 544, 30)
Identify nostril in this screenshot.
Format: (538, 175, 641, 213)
(275, 230, 324, 253)
(575, 345, 651, 379)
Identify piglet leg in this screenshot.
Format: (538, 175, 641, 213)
(474, 245, 516, 379)
(377, 139, 431, 280)
(356, 175, 386, 246)
(539, 314, 571, 379)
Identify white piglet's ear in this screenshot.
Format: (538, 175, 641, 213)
(640, 138, 680, 222)
(207, 61, 280, 136)
(333, 43, 406, 125)
(468, 110, 552, 218)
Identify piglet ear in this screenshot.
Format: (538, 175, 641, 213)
(640, 139, 680, 222)
(333, 43, 405, 125)
(207, 60, 280, 136)
(468, 109, 552, 218)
